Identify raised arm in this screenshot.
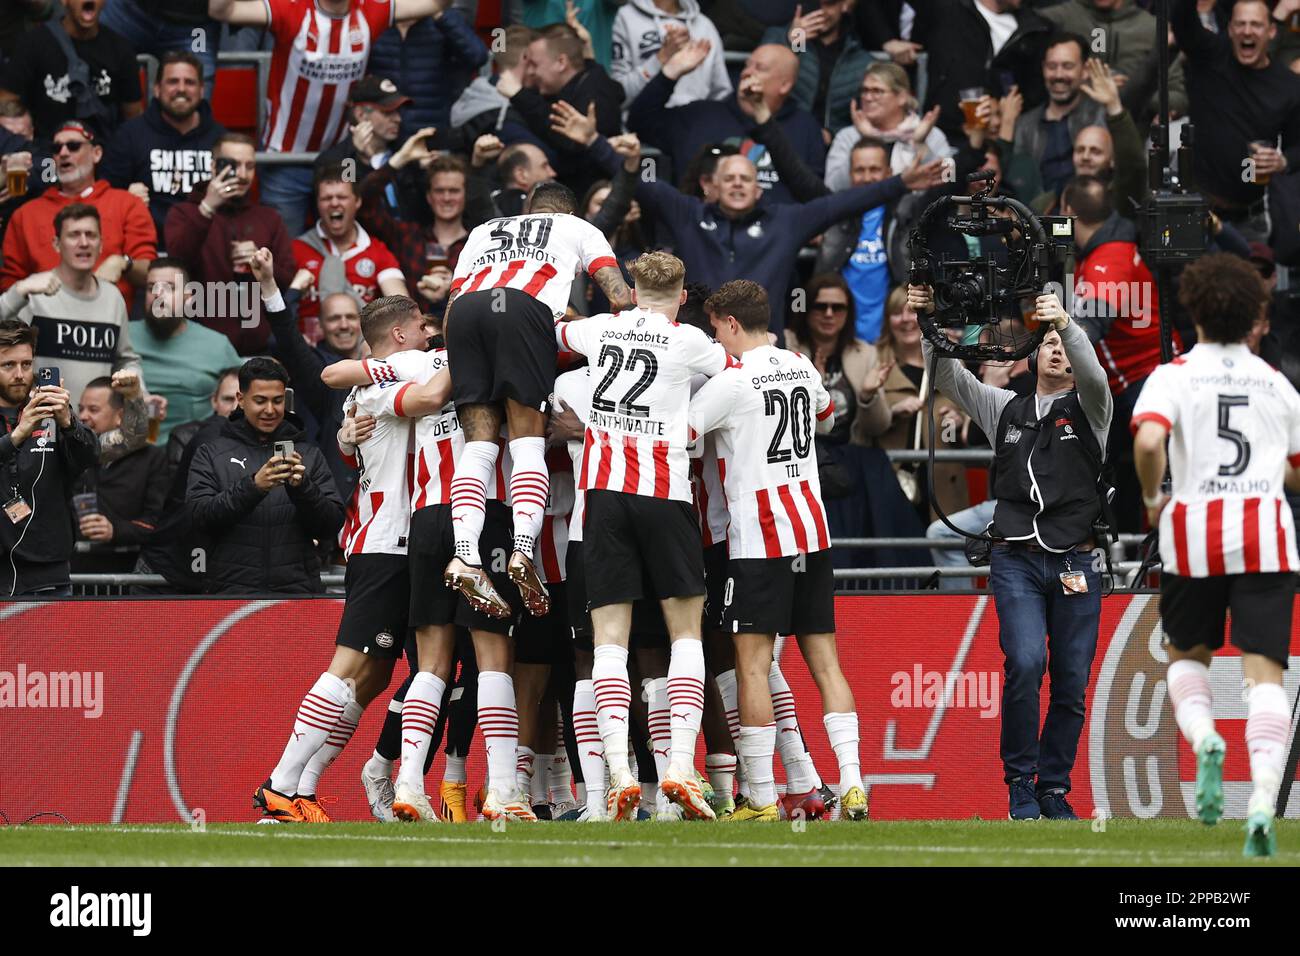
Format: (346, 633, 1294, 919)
(209, 0, 269, 26)
(909, 284, 1017, 441)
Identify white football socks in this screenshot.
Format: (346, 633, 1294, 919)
(738, 724, 777, 807)
(573, 679, 607, 811)
(479, 670, 520, 795)
(508, 436, 548, 557)
(397, 672, 445, 792)
(823, 712, 863, 792)
(270, 672, 352, 794)
(297, 699, 362, 797)
(1245, 681, 1289, 816)
(667, 638, 705, 778)
(592, 644, 632, 777)
(1167, 659, 1215, 751)
(450, 440, 498, 563)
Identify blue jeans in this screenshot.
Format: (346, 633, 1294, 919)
(989, 544, 1102, 793)
(257, 164, 314, 236)
(101, 0, 221, 94)
(927, 499, 997, 591)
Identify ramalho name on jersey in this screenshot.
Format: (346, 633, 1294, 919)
(557, 309, 731, 503)
(1131, 342, 1300, 576)
(449, 213, 617, 318)
(339, 367, 416, 557)
(359, 348, 510, 506)
(689, 345, 835, 559)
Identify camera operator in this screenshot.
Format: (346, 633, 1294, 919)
(0, 320, 98, 596)
(908, 284, 1113, 821)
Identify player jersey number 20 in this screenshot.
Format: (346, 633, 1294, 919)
(765, 386, 813, 464)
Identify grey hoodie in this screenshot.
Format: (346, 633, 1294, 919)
(611, 0, 732, 107)
(450, 76, 511, 130)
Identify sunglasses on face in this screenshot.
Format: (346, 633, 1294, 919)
(53, 140, 88, 154)
(814, 301, 848, 314)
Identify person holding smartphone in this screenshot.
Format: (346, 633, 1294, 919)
(0, 322, 98, 597)
(164, 132, 296, 355)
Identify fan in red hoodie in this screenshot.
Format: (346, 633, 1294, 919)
(1, 120, 155, 304)
(1062, 174, 1177, 531)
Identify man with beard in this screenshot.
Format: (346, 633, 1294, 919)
(0, 120, 155, 305)
(130, 256, 240, 443)
(101, 51, 228, 247)
(0, 319, 97, 597)
(164, 132, 296, 355)
(1011, 33, 1107, 197)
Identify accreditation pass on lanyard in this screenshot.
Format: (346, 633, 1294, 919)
(2, 414, 30, 524)
(1059, 554, 1088, 596)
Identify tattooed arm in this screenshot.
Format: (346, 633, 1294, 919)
(592, 265, 632, 312)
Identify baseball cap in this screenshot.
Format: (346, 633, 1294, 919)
(350, 76, 412, 111)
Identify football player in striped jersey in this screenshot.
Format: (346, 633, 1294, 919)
(554, 251, 734, 820)
(689, 280, 867, 822)
(441, 183, 632, 622)
(1134, 254, 1300, 857)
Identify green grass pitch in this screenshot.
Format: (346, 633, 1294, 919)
(1, 820, 1297, 866)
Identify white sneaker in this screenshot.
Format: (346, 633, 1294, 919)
(551, 799, 579, 818)
(392, 783, 440, 822)
(361, 762, 396, 823)
(482, 788, 538, 822)
(577, 802, 609, 822)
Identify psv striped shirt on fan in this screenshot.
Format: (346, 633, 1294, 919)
(557, 309, 731, 502)
(1131, 342, 1300, 576)
(339, 370, 416, 557)
(689, 345, 835, 560)
(449, 213, 618, 318)
(262, 0, 394, 153)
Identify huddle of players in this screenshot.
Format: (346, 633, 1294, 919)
(252, 185, 867, 824)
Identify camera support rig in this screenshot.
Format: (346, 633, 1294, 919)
(907, 169, 1072, 364)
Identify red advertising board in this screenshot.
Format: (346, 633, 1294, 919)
(1, 596, 1296, 823)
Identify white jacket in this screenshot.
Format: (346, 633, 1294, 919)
(610, 0, 732, 108)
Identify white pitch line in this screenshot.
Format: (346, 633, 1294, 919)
(30, 825, 1266, 861)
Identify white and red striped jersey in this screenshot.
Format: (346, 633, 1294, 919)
(262, 0, 392, 154)
(449, 213, 617, 318)
(1132, 342, 1300, 577)
(692, 432, 730, 548)
(363, 348, 464, 510)
(534, 446, 574, 584)
(293, 224, 405, 343)
(555, 369, 592, 543)
(358, 348, 513, 505)
(689, 345, 835, 560)
(339, 373, 415, 557)
(557, 309, 731, 503)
